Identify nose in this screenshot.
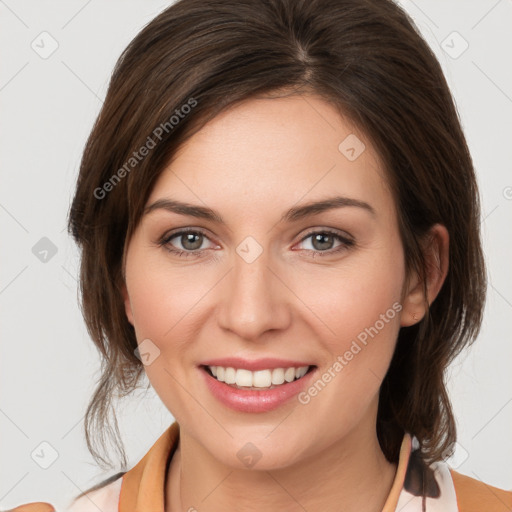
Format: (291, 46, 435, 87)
(216, 248, 292, 342)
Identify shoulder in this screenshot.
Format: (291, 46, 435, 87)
(4, 504, 56, 512)
(5, 472, 125, 512)
(67, 472, 124, 512)
(396, 439, 511, 512)
(450, 469, 512, 512)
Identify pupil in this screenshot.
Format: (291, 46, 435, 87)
(312, 233, 333, 251)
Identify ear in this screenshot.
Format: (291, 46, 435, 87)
(121, 281, 135, 326)
(400, 224, 449, 327)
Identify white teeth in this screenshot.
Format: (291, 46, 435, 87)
(253, 370, 272, 387)
(271, 368, 285, 385)
(295, 367, 308, 379)
(207, 365, 310, 388)
(224, 367, 236, 384)
(284, 367, 296, 382)
(235, 369, 253, 387)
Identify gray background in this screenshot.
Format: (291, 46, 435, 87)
(1, 0, 511, 508)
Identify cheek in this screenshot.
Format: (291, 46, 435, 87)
(124, 247, 208, 411)
(290, 263, 404, 437)
(124, 247, 224, 397)
(125, 249, 209, 339)
(288, 244, 405, 422)
(292, 247, 405, 355)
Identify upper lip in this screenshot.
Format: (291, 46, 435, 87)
(200, 357, 314, 371)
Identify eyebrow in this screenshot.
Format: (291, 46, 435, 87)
(144, 196, 376, 224)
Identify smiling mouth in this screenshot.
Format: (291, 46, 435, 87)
(202, 365, 316, 390)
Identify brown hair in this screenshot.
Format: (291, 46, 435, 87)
(68, 0, 486, 473)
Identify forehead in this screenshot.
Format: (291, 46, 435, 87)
(147, 94, 393, 221)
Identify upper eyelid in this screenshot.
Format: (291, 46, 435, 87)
(162, 227, 215, 241)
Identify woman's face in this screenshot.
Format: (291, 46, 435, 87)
(122, 94, 411, 469)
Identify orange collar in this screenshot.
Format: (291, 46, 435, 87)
(119, 422, 411, 512)
(119, 422, 179, 512)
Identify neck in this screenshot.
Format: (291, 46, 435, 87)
(166, 414, 398, 512)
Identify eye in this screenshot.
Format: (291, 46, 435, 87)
(295, 229, 354, 256)
(157, 227, 354, 259)
(158, 228, 217, 257)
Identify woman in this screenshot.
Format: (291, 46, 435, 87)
(10, 0, 511, 510)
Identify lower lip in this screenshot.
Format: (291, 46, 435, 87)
(201, 366, 316, 413)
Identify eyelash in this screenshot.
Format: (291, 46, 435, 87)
(157, 228, 355, 259)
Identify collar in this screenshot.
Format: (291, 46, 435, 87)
(119, 422, 412, 512)
(119, 422, 180, 512)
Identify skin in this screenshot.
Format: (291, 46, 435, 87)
(121, 94, 449, 512)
